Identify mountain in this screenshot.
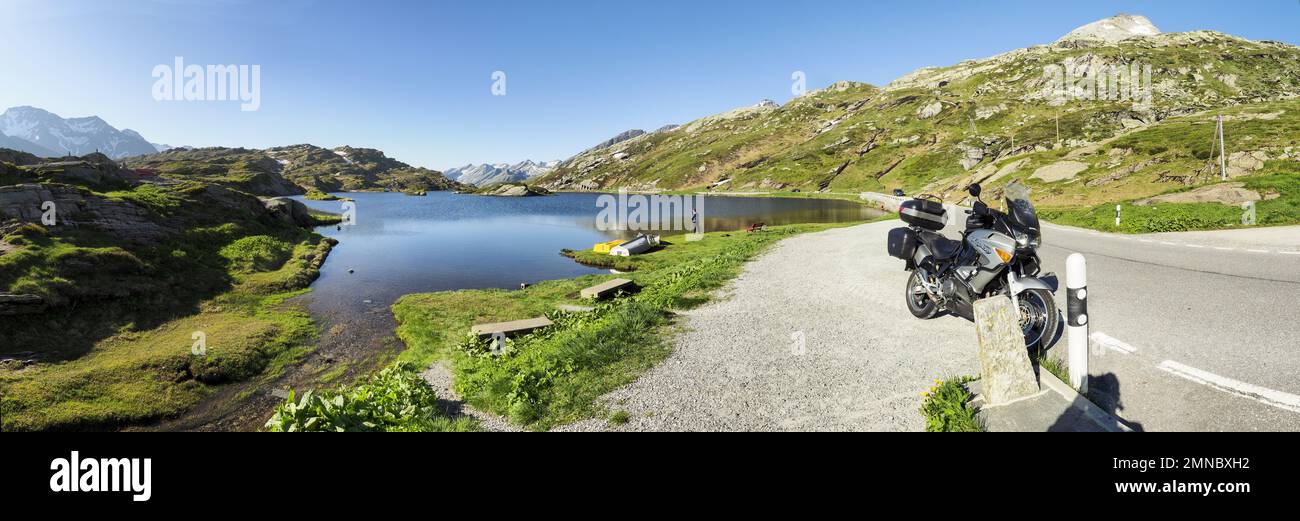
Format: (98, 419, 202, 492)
(534, 14, 1300, 215)
(1057, 13, 1160, 44)
(444, 159, 561, 187)
(0, 106, 159, 159)
(0, 132, 59, 157)
(585, 129, 647, 154)
(121, 144, 465, 196)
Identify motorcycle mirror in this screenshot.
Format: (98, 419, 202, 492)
(968, 183, 982, 197)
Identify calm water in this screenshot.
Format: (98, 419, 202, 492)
(293, 191, 879, 314)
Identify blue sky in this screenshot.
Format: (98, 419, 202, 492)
(1, 0, 1296, 170)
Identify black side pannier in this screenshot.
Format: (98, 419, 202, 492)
(887, 227, 918, 261)
(899, 198, 947, 231)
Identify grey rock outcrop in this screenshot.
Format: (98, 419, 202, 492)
(0, 293, 45, 315)
(264, 197, 318, 227)
(0, 184, 177, 244)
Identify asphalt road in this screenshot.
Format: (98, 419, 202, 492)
(1034, 221, 1300, 431)
(560, 193, 1299, 431)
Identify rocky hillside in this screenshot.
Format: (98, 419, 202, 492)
(0, 153, 340, 429)
(1, 151, 330, 335)
(124, 144, 465, 196)
(266, 144, 465, 193)
(534, 15, 1300, 219)
(122, 147, 305, 196)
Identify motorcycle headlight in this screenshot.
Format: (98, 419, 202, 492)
(1014, 229, 1041, 249)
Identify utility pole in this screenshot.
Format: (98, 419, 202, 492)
(1218, 115, 1227, 181)
(1055, 111, 1061, 148)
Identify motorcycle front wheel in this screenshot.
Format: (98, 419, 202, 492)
(1017, 288, 1059, 349)
(905, 270, 940, 319)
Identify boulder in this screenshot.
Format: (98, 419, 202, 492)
(264, 197, 317, 227)
(959, 145, 985, 170)
(917, 101, 943, 119)
(1135, 182, 1276, 206)
(1226, 151, 1267, 178)
(1030, 160, 1089, 182)
(973, 296, 1039, 405)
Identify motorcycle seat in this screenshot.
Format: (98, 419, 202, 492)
(918, 231, 961, 259)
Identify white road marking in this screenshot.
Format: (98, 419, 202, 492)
(1246, 249, 1270, 254)
(1160, 241, 1177, 246)
(1090, 332, 1137, 354)
(1279, 251, 1300, 256)
(1213, 247, 1235, 251)
(1156, 360, 1300, 414)
(1184, 244, 1205, 248)
(1138, 239, 1155, 243)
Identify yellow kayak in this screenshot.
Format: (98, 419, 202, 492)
(592, 239, 624, 254)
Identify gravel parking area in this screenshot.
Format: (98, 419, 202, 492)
(557, 221, 980, 431)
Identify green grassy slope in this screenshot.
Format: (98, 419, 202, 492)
(535, 29, 1300, 230)
(0, 157, 338, 430)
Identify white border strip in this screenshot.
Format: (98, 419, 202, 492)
(1156, 360, 1300, 414)
(1090, 331, 1136, 354)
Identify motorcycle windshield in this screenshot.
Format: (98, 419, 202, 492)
(1004, 182, 1041, 238)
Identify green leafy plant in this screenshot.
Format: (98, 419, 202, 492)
(919, 376, 983, 432)
(264, 363, 477, 432)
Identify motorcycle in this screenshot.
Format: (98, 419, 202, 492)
(886, 181, 1060, 348)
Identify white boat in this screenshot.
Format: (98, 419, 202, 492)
(609, 234, 660, 256)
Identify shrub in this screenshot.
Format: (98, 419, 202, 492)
(219, 235, 292, 273)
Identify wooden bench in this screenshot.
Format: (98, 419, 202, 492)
(580, 278, 636, 300)
(470, 317, 554, 339)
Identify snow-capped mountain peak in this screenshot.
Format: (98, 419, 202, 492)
(443, 159, 561, 186)
(0, 106, 161, 159)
